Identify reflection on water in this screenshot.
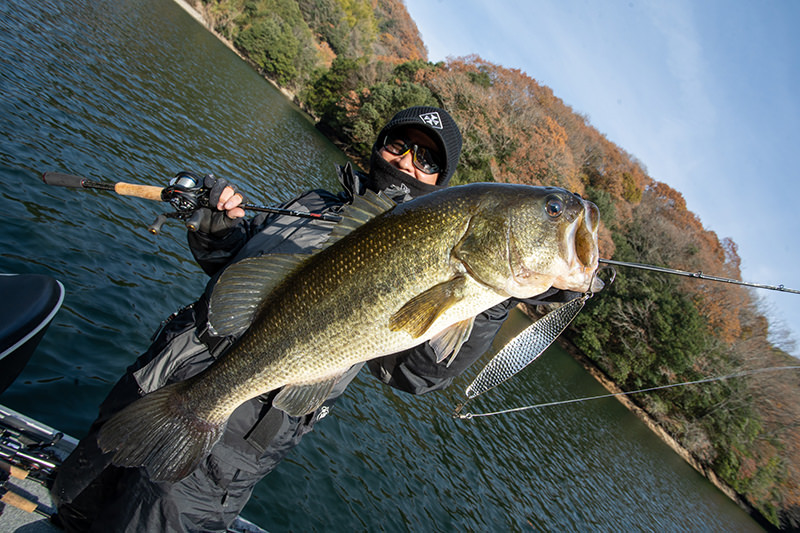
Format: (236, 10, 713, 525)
(0, 0, 762, 530)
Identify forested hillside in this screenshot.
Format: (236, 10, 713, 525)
(189, 1, 799, 528)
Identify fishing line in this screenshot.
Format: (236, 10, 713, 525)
(599, 258, 800, 294)
(454, 365, 800, 419)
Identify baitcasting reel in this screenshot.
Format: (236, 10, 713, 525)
(148, 171, 213, 234)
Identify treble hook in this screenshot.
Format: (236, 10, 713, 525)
(589, 264, 616, 296)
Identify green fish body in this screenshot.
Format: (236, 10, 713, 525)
(98, 183, 602, 481)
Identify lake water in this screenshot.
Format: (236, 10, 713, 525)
(0, 0, 764, 530)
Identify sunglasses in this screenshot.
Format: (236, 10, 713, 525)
(382, 135, 442, 175)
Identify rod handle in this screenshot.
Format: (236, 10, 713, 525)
(1, 488, 39, 513)
(113, 182, 164, 201)
(0, 460, 27, 480)
(42, 172, 165, 201)
(41, 172, 87, 188)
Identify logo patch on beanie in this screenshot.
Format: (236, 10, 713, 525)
(419, 111, 443, 129)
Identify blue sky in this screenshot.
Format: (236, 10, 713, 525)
(404, 0, 800, 355)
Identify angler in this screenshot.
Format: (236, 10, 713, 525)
(51, 106, 589, 532)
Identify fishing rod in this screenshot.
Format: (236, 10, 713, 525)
(1, 473, 51, 518)
(41, 171, 341, 235)
(41, 171, 800, 295)
(599, 258, 800, 295)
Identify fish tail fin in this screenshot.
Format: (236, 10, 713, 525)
(97, 382, 224, 482)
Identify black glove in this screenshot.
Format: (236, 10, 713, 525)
(203, 174, 246, 209)
(188, 208, 239, 235)
(188, 175, 245, 235)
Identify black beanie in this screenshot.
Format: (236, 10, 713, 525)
(373, 106, 462, 186)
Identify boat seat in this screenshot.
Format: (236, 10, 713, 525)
(0, 274, 64, 393)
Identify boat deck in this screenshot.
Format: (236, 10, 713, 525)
(0, 404, 267, 532)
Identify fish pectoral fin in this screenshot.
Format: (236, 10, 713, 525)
(429, 317, 475, 366)
(388, 275, 467, 338)
(272, 372, 345, 416)
(209, 253, 308, 337)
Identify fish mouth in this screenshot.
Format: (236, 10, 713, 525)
(565, 198, 603, 292)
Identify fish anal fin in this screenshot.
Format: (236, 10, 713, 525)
(209, 254, 308, 337)
(430, 317, 475, 365)
(388, 275, 467, 338)
(272, 372, 345, 416)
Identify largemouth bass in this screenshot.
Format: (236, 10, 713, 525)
(98, 183, 602, 481)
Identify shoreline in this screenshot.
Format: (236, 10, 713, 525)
(557, 336, 726, 486)
(171, 0, 297, 103)
(169, 1, 773, 529)
(556, 333, 771, 529)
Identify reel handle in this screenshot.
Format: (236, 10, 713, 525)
(185, 210, 205, 232)
(148, 214, 169, 235)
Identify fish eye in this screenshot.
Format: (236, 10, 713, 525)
(545, 197, 564, 218)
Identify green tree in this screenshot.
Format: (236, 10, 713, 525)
(336, 80, 438, 152)
(302, 56, 370, 117)
(297, 0, 350, 55)
(236, 18, 299, 84)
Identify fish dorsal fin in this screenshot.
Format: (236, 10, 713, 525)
(272, 371, 347, 416)
(388, 275, 467, 338)
(429, 317, 476, 366)
(209, 254, 308, 337)
(208, 191, 393, 337)
(322, 189, 395, 249)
